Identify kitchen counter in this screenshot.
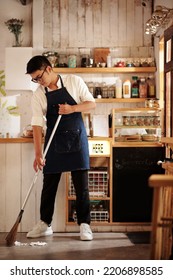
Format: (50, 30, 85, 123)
(0, 137, 35, 143)
(0, 136, 112, 143)
(0, 137, 163, 145)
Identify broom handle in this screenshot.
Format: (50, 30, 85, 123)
(21, 115, 62, 210)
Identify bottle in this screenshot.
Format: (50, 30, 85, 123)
(107, 55, 112, 68)
(123, 79, 131, 98)
(115, 77, 122, 98)
(147, 75, 155, 98)
(131, 76, 139, 98)
(139, 77, 147, 98)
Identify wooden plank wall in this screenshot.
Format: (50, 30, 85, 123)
(43, 0, 152, 51)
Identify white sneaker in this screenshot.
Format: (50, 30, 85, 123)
(26, 220, 53, 238)
(80, 223, 93, 241)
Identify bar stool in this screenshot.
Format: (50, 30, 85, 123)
(148, 174, 173, 259)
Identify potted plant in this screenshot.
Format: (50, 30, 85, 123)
(5, 18, 24, 47)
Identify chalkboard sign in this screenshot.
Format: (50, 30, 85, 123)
(113, 147, 165, 222)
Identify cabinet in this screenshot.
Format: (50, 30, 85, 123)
(112, 108, 163, 144)
(112, 147, 165, 223)
(65, 138, 113, 225)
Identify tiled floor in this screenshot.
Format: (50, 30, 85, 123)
(0, 232, 150, 260)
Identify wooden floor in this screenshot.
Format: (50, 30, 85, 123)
(0, 232, 150, 260)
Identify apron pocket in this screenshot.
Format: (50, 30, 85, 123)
(55, 129, 82, 153)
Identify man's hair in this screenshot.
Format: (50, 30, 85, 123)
(26, 55, 52, 74)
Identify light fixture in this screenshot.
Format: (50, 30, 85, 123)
(145, 5, 173, 35)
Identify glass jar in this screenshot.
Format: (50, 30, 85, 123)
(42, 51, 58, 67)
(68, 55, 77, 68)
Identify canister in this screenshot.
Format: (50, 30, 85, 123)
(68, 55, 77, 68)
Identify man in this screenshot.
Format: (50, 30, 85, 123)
(26, 55, 96, 241)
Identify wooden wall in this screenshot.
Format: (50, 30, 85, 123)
(43, 0, 152, 51)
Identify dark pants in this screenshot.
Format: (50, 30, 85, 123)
(40, 170, 91, 225)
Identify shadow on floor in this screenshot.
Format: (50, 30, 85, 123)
(126, 231, 150, 244)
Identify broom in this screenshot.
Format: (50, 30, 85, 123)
(5, 115, 62, 246)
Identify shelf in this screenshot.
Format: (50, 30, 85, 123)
(112, 107, 161, 112)
(95, 98, 146, 103)
(114, 126, 161, 129)
(68, 197, 111, 201)
(53, 67, 156, 74)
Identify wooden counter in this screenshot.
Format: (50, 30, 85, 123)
(0, 140, 66, 233)
(0, 137, 34, 143)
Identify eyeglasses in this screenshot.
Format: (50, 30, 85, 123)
(31, 67, 47, 83)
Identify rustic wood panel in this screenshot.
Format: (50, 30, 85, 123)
(52, 0, 60, 48)
(109, 0, 118, 47)
(60, 0, 69, 48)
(77, 0, 86, 47)
(143, 0, 152, 46)
(101, 0, 110, 46)
(134, 0, 143, 46)
(43, 0, 152, 49)
(85, 1, 94, 47)
(44, 0, 53, 48)
(69, 0, 78, 47)
(127, 0, 135, 46)
(118, 0, 127, 46)
(93, 0, 102, 47)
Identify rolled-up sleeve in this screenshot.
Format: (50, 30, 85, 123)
(31, 87, 47, 127)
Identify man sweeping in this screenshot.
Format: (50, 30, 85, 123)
(25, 55, 96, 241)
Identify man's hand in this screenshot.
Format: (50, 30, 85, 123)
(58, 103, 74, 115)
(33, 157, 45, 172)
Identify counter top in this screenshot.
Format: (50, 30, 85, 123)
(112, 142, 164, 147)
(0, 137, 164, 148)
(0, 137, 113, 143)
(0, 137, 34, 143)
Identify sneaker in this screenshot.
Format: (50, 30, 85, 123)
(80, 223, 93, 241)
(26, 220, 53, 238)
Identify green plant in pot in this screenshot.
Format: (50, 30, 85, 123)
(0, 70, 6, 96)
(0, 70, 19, 116)
(5, 18, 24, 47)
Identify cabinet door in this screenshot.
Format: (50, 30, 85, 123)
(112, 147, 165, 222)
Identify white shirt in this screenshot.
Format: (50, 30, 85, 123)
(31, 74, 95, 127)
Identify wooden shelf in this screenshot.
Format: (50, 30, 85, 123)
(95, 98, 146, 103)
(53, 67, 156, 74)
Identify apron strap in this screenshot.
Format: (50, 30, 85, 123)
(45, 75, 64, 93)
(58, 75, 64, 88)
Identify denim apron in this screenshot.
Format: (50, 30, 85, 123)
(43, 75, 90, 174)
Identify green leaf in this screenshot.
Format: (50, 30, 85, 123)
(8, 112, 20, 116)
(0, 74, 5, 79)
(6, 105, 18, 111)
(0, 88, 6, 96)
(2, 100, 7, 108)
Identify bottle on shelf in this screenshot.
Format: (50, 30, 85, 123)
(106, 55, 112, 68)
(139, 77, 148, 98)
(123, 79, 131, 98)
(131, 76, 139, 98)
(115, 77, 122, 98)
(147, 75, 156, 98)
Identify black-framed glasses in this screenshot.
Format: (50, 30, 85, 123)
(31, 67, 47, 83)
